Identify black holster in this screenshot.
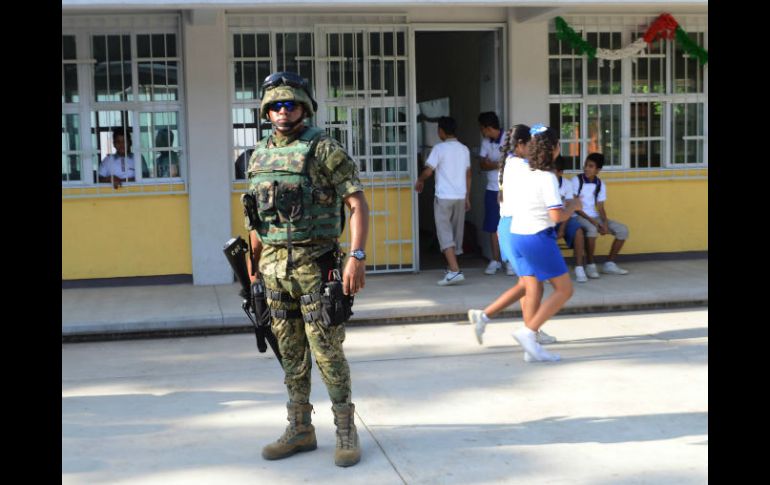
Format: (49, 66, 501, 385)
(300, 249, 354, 327)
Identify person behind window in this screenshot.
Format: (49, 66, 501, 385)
(98, 128, 137, 189)
(154, 128, 180, 178)
(234, 148, 254, 180)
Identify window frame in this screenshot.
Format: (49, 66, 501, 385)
(62, 16, 187, 194)
(548, 15, 707, 172)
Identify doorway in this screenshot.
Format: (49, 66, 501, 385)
(414, 29, 504, 270)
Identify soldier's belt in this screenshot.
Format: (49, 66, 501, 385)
(299, 292, 321, 305)
(267, 289, 294, 302)
(270, 308, 303, 319)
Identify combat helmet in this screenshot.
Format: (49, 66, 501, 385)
(260, 71, 318, 119)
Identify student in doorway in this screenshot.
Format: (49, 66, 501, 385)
(415, 116, 472, 286)
(477, 111, 514, 276)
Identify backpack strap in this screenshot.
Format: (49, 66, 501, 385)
(578, 174, 601, 203)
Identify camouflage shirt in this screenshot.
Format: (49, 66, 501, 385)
(246, 126, 364, 264)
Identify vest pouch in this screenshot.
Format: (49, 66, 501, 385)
(256, 181, 277, 220)
(312, 187, 336, 207)
(276, 183, 304, 222)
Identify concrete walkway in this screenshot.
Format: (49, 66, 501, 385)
(63, 258, 707, 339)
(62, 307, 708, 484)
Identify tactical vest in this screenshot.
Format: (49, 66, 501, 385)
(247, 127, 342, 245)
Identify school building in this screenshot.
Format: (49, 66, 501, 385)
(62, 0, 708, 285)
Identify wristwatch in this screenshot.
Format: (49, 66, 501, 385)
(350, 249, 366, 261)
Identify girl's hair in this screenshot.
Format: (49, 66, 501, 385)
(526, 124, 559, 172)
(498, 124, 531, 189)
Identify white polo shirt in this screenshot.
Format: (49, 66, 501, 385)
(479, 131, 503, 191)
(558, 175, 577, 219)
(571, 174, 607, 219)
(99, 154, 136, 179)
(499, 155, 528, 217)
(506, 159, 563, 235)
(425, 138, 471, 200)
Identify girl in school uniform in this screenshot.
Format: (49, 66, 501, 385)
(467, 124, 556, 350)
(469, 124, 581, 362)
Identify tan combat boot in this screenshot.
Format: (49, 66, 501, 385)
(261, 402, 317, 460)
(332, 402, 361, 467)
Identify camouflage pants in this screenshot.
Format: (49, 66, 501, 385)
(260, 248, 352, 405)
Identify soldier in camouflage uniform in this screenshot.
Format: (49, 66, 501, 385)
(244, 72, 369, 467)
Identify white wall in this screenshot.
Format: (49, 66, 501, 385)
(507, 11, 549, 127)
(184, 10, 233, 285)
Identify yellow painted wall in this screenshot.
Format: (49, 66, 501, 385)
(560, 173, 708, 256)
(231, 180, 415, 267)
(62, 193, 192, 279)
(232, 174, 707, 268)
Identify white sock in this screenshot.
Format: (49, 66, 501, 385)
(481, 313, 491, 323)
(513, 327, 561, 362)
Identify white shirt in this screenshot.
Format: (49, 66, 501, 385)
(557, 175, 577, 219)
(479, 132, 503, 191)
(499, 155, 528, 217)
(506, 159, 564, 235)
(99, 154, 136, 179)
(425, 138, 471, 200)
(571, 174, 607, 219)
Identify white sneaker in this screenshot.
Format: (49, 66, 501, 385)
(504, 261, 516, 276)
(536, 329, 557, 344)
(438, 271, 465, 286)
(468, 309, 486, 345)
(602, 261, 629, 275)
(575, 266, 588, 283)
(484, 261, 502, 275)
(513, 328, 561, 362)
(585, 263, 600, 279)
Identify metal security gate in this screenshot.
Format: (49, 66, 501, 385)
(314, 25, 414, 272)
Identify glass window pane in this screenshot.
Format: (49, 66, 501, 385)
(548, 32, 559, 56)
(587, 104, 621, 166)
(152, 34, 165, 58)
(63, 35, 76, 59)
(383, 31, 393, 56)
(234, 34, 242, 57)
(299, 33, 312, 57)
(166, 34, 177, 58)
(137, 34, 151, 58)
(548, 59, 560, 95)
(369, 32, 380, 56)
(397, 32, 405, 56)
(243, 34, 256, 58)
(63, 64, 78, 103)
(256, 33, 270, 58)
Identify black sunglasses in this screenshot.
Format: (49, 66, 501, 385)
(267, 101, 298, 112)
(260, 72, 318, 111)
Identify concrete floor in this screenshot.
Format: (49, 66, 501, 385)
(62, 307, 708, 484)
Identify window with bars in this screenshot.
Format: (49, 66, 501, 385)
(231, 31, 315, 180)
(61, 24, 185, 189)
(548, 17, 707, 171)
(321, 28, 409, 175)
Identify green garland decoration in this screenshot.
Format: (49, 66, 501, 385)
(674, 26, 708, 65)
(554, 17, 596, 59)
(555, 15, 708, 65)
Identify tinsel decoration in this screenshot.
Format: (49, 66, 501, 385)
(554, 14, 708, 65)
(643, 13, 679, 43)
(554, 16, 596, 59)
(675, 26, 708, 65)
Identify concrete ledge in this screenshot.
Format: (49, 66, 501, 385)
(62, 299, 707, 342)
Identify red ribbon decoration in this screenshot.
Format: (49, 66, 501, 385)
(643, 13, 679, 43)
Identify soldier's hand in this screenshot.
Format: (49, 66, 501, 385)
(343, 257, 366, 296)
